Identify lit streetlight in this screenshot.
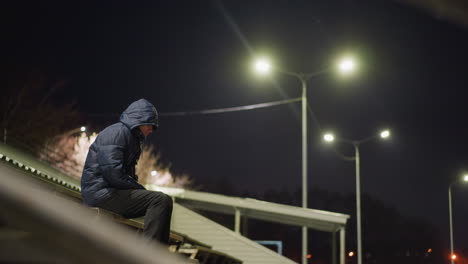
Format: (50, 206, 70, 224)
(45, 126, 87, 162)
(338, 57, 356, 74)
(253, 58, 272, 75)
(253, 55, 357, 264)
(380, 130, 390, 139)
(323, 129, 390, 264)
(59, 126, 87, 137)
(448, 173, 468, 264)
(324, 133, 335, 142)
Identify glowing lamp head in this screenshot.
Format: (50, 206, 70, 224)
(451, 254, 457, 260)
(380, 130, 390, 139)
(463, 174, 468, 182)
(338, 58, 356, 74)
(253, 58, 272, 75)
(80, 126, 86, 132)
(323, 133, 335, 143)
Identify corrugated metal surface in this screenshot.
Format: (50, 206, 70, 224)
(172, 203, 297, 264)
(0, 143, 80, 192)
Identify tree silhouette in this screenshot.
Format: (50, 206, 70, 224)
(0, 65, 81, 152)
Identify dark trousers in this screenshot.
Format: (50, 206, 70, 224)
(96, 189, 173, 244)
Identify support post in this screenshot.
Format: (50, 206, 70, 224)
(332, 231, 337, 264)
(235, 208, 241, 234)
(340, 227, 346, 264)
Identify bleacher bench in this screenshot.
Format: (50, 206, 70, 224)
(89, 207, 241, 264)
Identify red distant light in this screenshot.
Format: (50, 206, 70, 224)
(427, 248, 432, 253)
(451, 254, 457, 260)
(306, 254, 312, 259)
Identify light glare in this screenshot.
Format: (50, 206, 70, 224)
(151, 170, 158, 177)
(338, 58, 356, 74)
(253, 58, 271, 75)
(463, 174, 468, 182)
(380, 130, 390, 139)
(348, 251, 355, 257)
(80, 126, 86, 132)
(323, 133, 335, 142)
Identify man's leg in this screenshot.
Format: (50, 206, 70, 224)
(96, 189, 173, 244)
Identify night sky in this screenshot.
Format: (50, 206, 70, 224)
(4, 0, 468, 252)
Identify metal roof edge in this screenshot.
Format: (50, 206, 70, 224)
(147, 185, 350, 226)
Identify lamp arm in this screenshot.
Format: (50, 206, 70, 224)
(277, 68, 331, 80)
(355, 135, 379, 145)
(331, 146, 356, 161)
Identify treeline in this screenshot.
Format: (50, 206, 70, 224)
(0, 64, 82, 153)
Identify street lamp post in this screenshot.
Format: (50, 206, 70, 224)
(299, 75, 308, 264)
(254, 57, 356, 264)
(262, 71, 313, 264)
(323, 130, 390, 264)
(448, 174, 468, 264)
(278, 72, 321, 264)
(449, 184, 454, 264)
(253, 57, 356, 264)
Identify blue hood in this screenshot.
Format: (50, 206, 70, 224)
(119, 99, 159, 130)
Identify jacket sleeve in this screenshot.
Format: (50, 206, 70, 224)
(97, 144, 145, 190)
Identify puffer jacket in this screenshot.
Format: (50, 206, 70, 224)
(81, 99, 159, 206)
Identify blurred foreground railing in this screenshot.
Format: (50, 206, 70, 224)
(0, 161, 183, 264)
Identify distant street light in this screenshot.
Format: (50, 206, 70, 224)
(448, 174, 468, 264)
(45, 126, 87, 162)
(323, 129, 390, 264)
(253, 55, 357, 264)
(324, 133, 335, 142)
(380, 130, 390, 139)
(58, 126, 87, 137)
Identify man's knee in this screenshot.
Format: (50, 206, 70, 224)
(161, 193, 173, 211)
(150, 192, 173, 211)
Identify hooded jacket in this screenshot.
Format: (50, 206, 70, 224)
(81, 99, 158, 206)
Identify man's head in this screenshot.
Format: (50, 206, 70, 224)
(120, 99, 159, 131)
(139, 125, 154, 137)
